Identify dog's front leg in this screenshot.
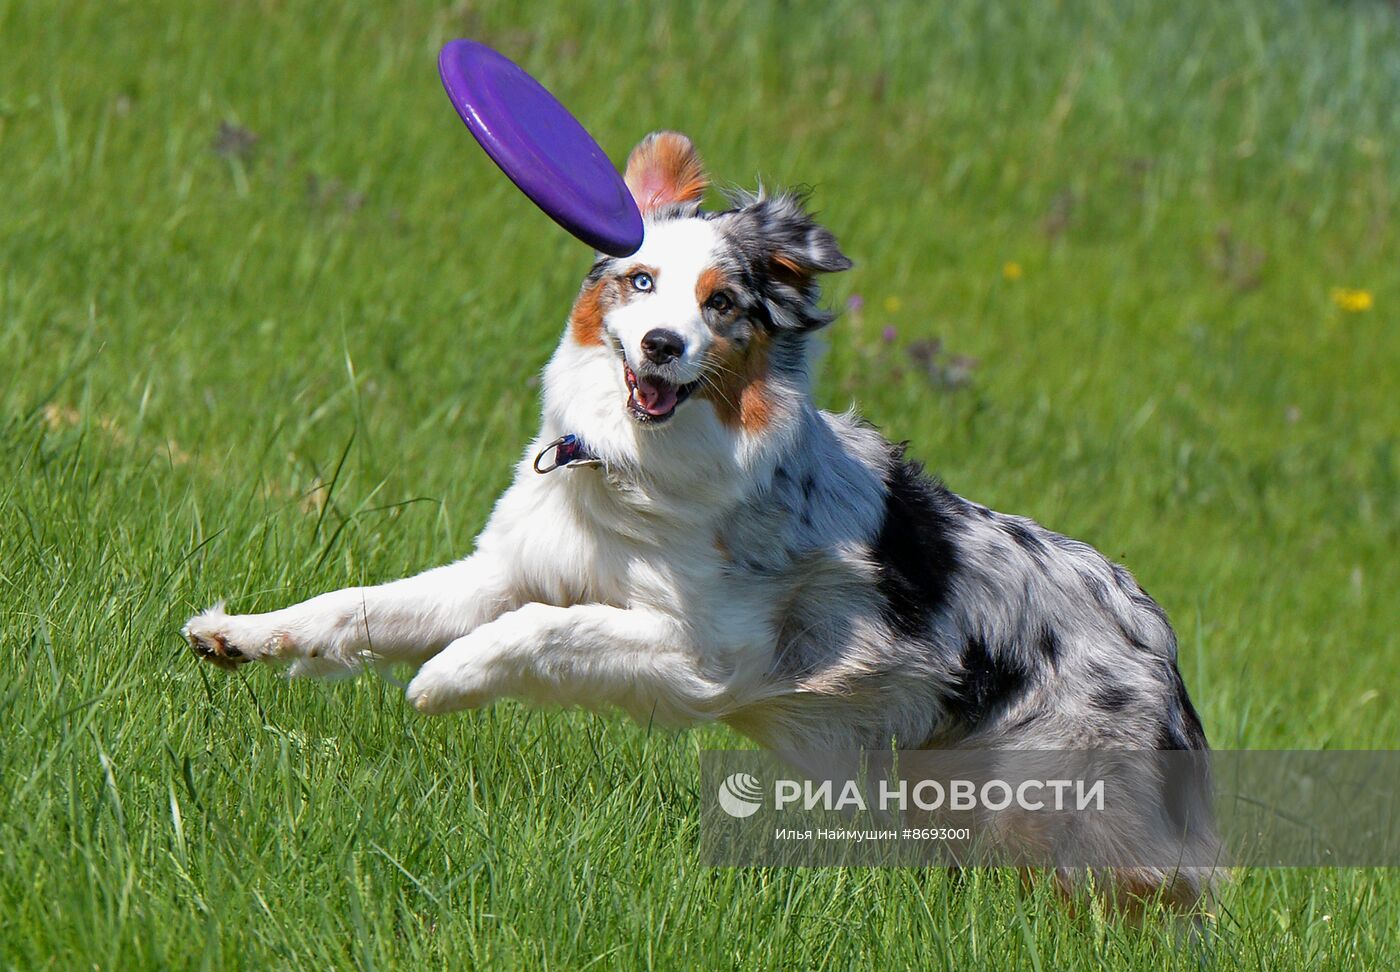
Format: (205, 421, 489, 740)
(405, 603, 727, 723)
(182, 552, 518, 674)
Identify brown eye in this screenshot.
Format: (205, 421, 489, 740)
(706, 291, 733, 313)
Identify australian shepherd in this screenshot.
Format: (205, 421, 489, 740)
(184, 131, 1215, 913)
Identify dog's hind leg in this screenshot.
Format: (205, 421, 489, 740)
(405, 603, 725, 724)
(182, 552, 518, 675)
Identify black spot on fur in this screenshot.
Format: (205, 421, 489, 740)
(1155, 672, 1208, 752)
(1089, 685, 1136, 712)
(945, 636, 1032, 728)
(1037, 625, 1062, 668)
(1115, 619, 1152, 654)
(582, 258, 611, 286)
(1131, 590, 1173, 631)
(1082, 571, 1113, 610)
(1169, 666, 1209, 750)
(1155, 724, 1191, 752)
(1110, 563, 1136, 592)
(1084, 659, 1116, 683)
(770, 612, 822, 680)
(872, 447, 961, 638)
(1002, 518, 1047, 563)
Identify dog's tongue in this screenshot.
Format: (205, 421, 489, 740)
(634, 374, 679, 416)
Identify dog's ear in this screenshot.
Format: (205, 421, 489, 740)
(736, 192, 853, 284)
(624, 131, 708, 216)
(726, 192, 852, 332)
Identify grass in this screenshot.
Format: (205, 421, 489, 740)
(2, 0, 1398, 966)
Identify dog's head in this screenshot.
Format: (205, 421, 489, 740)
(567, 131, 851, 433)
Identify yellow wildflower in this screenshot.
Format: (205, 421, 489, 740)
(1002, 261, 1024, 281)
(882, 296, 902, 313)
(1330, 287, 1374, 313)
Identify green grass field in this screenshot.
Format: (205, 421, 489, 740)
(3, 0, 1398, 967)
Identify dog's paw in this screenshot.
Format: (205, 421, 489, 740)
(405, 649, 500, 715)
(182, 603, 289, 670)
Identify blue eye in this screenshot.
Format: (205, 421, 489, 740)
(629, 272, 653, 292)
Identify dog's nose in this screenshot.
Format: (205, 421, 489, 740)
(640, 328, 685, 365)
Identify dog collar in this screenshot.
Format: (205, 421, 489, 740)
(533, 434, 602, 474)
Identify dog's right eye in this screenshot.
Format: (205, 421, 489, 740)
(629, 272, 654, 292)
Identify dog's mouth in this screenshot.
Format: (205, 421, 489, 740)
(624, 364, 697, 424)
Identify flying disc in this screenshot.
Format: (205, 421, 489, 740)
(438, 39, 644, 257)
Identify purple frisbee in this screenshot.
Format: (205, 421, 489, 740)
(438, 39, 644, 257)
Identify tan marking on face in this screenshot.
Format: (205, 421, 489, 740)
(568, 265, 658, 347)
(698, 326, 773, 433)
(624, 132, 709, 215)
(569, 279, 610, 346)
(695, 266, 731, 308)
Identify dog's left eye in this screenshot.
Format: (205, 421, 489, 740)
(629, 272, 654, 292)
(706, 291, 733, 313)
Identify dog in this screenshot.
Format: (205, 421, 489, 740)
(184, 131, 1214, 912)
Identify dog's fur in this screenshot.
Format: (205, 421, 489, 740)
(184, 132, 1214, 912)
